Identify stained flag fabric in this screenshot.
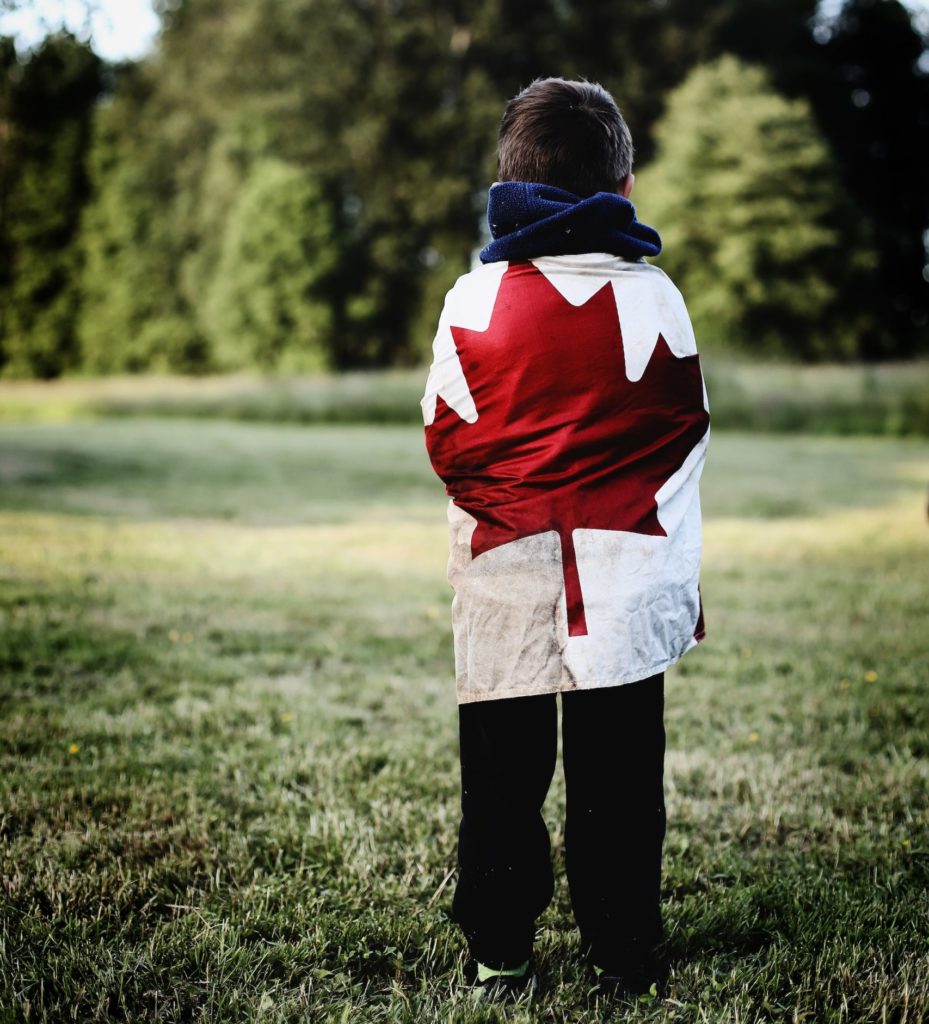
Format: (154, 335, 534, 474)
(422, 248, 710, 704)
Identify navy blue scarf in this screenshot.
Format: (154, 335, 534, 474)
(479, 181, 661, 265)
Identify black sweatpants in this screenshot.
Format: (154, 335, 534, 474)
(450, 673, 666, 971)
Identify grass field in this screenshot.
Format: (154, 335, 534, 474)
(3, 358, 929, 436)
(1, 418, 927, 1023)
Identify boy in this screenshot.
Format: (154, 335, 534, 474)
(421, 77, 710, 1002)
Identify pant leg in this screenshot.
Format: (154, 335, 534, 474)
(451, 692, 558, 967)
(561, 673, 666, 970)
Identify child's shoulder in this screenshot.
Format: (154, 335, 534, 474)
(436, 261, 510, 327)
(445, 260, 510, 297)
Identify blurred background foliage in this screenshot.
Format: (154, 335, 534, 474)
(1, 0, 928, 377)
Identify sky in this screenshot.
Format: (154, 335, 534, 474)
(0, 0, 160, 62)
(0, 0, 927, 63)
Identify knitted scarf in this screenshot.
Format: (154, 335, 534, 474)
(479, 181, 662, 265)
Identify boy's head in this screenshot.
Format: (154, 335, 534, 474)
(497, 77, 634, 198)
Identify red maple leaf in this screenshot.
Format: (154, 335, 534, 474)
(426, 263, 709, 637)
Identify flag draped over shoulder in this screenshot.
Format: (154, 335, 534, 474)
(422, 185, 710, 704)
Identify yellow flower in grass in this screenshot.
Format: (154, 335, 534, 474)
(168, 629, 180, 643)
(280, 712, 294, 722)
(864, 670, 878, 683)
(902, 838, 911, 848)
(749, 731, 760, 743)
(839, 679, 850, 689)
(68, 742, 79, 754)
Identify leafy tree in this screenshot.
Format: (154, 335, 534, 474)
(6, 0, 926, 375)
(637, 56, 878, 360)
(206, 0, 498, 367)
(644, 0, 929, 356)
(202, 159, 337, 370)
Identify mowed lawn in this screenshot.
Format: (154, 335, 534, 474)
(1, 419, 927, 1024)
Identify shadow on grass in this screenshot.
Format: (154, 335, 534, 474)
(0, 580, 171, 710)
(0, 421, 446, 527)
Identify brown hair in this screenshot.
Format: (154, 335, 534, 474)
(497, 77, 634, 197)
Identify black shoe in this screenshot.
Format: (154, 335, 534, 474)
(463, 956, 538, 1003)
(591, 951, 667, 1000)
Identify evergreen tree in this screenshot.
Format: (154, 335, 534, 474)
(78, 61, 208, 372)
(806, 0, 929, 356)
(638, 56, 877, 360)
(78, 0, 496, 369)
(0, 33, 102, 377)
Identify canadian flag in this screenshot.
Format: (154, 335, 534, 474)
(422, 253, 710, 703)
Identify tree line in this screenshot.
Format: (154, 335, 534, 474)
(1, 0, 927, 377)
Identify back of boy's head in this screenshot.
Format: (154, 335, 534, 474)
(497, 77, 633, 197)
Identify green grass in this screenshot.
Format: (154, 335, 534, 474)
(702, 358, 929, 436)
(3, 357, 929, 435)
(0, 372, 429, 426)
(1, 419, 927, 1023)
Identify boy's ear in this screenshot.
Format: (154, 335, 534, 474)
(617, 173, 634, 198)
